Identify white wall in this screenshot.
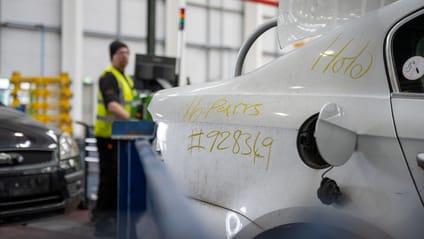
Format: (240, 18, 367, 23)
(183, 0, 281, 83)
(184, 0, 245, 83)
(0, 0, 61, 76)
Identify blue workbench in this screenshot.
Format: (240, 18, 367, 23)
(111, 120, 155, 239)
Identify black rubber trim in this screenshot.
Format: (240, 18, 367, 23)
(296, 114, 330, 169)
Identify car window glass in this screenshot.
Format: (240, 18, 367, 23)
(392, 12, 424, 93)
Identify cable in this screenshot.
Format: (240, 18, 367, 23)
(234, 17, 278, 77)
(321, 166, 334, 179)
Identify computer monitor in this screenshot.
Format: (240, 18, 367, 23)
(133, 54, 178, 92)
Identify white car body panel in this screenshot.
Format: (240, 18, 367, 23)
(392, 98, 424, 199)
(149, 0, 424, 238)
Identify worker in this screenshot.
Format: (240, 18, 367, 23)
(93, 40, 137, 237)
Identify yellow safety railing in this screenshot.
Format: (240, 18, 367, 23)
(9, 71, 74, 134)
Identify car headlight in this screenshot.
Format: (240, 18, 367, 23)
(59, 132, 80, 160)
(59, 133, 80, 171)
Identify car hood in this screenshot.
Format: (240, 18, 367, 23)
(0, 106, 59, 150)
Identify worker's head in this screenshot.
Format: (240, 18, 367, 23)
(110, 40, 129, 71)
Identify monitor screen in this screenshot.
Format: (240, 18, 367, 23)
(134, 54, 178, 92)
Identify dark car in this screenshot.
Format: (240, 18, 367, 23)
(0, 105, 83, 223)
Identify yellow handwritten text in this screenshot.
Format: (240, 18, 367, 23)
(187, 128, 273, 170)
(183, 97, 262, 122)
(311, 34, 374, 80)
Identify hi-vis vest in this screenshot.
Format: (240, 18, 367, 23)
(94, 65, 137, 137)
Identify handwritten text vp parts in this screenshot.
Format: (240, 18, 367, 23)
(183, 97, 263, 122)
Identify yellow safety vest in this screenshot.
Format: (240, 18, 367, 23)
(94, 65, 137, 137)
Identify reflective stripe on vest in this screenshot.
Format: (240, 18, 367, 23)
(97, 99, 132, 107)
(96, 115, 115, 122)
(94, 65, 137, 137)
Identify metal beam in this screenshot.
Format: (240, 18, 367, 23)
(187, 2, 243, 14)
(147, 0, 156, 55)
(241, 0, 278, 7)
(0, 21, 60, 33)
(61, 0, 83, 137)
(165, 0, 178, 57)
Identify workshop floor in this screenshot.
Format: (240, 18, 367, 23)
(0, 209, 106, 239)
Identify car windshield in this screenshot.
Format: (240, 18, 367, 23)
(277, 0, 399, 53)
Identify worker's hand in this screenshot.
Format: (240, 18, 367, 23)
(107, 101, 130, 120)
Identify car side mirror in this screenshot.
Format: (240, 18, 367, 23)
(314, 103, 357, 166)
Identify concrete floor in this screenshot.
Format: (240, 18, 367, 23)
(0, 209, 105, 239)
